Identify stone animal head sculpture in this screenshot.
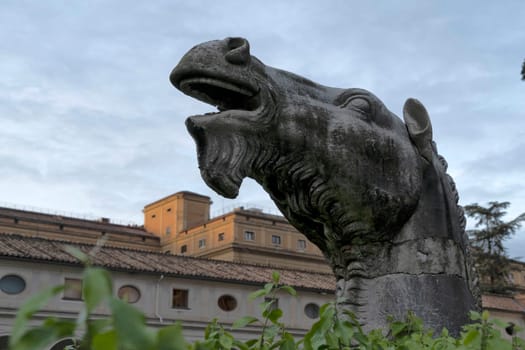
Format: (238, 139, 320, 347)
(171, 37, 479, 335)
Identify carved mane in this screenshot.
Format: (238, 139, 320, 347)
(436, 149, 481, 307)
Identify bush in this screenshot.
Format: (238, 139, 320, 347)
(7, 260, 525, 349)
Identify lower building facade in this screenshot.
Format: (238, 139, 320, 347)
(1, 191, 525, 348)
(0, 234, 334, 349)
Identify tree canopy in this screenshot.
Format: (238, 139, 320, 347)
(465, 201, 525, 293)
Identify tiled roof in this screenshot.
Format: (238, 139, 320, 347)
(0, 233, 336, 292)
(482, 294, 525, 313)
(0, 207, 152, 237)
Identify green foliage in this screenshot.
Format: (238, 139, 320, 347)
(465, 201, 525, 293)
(8, 267, 525, 350)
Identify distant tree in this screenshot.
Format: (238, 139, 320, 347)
(465, 201, 525, 294)
(522, 59, 525, 80)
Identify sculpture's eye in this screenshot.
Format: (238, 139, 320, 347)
(340, 96, 371, 114)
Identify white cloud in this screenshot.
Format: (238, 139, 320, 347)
(1, 0, 525, 258)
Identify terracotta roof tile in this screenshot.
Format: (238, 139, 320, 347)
(482, 294, 525, 313)
(0, 233, 336, 292)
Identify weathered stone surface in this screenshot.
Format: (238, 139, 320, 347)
(170, 37, 479, 335)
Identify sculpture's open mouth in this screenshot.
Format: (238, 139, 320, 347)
(176, 76, 260, 114)
(172, 74, 263, 199)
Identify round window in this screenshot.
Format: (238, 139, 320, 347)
(49, 338, 75, 350)
(304, 303, 320, 319)
(218, 294, 237, 311)
(117, 285, 141, 304)
(0, 275, 26, 295)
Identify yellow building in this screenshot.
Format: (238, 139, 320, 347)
(143, 191, 330, 273)
(2, 190, 525, 346)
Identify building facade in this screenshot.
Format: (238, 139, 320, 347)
(1, 190, 525, 348)
(0, 234, 334, 348)
(143, 192, 329, 273)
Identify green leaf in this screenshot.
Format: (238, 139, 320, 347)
(9, 327, 61, 350)
(41, 318, 76, 336)
(279, 285, 296, 297)
(260, 300, 278, 316)
(77, 319, 112, 350)
(64, 245, 90, 264)
(303, 311, 335, 350)
(279, 333, 295, 350)
(462, 329, 480, 345)
(491, 318, 508, 329)
(353, 332, 368, 345)
(324, 331, 339, 348)
(92, 330, 118, 350)
(481, 310, 490, 321)
(487, 337, 512, 350)
(272, 271, 280, 284)
(10, 318, 75, 350)
(248, 289, 268, 300)
(390, 321, 407, 338)
(334, 319, 353, 346)
(469, 311, 481, 321)
(219, 333, 234, 349)
(244, 339, 259, 347)
(232, 316, 259, 329)
(262, 324, 280, 341)
(266, 308, 283, 323)
(109, 298, 155, 350)
(204, 318, 219, 339)
(232, 339, 251, 350)
(156, 324, 188, 350)
(83, 267, 113, 313)
(9, 285, 64, 346)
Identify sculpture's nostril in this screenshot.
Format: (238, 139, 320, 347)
(225, 37, 250, 65)
(227, 37, 246, 50)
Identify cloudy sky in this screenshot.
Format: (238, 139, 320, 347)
(1, 1, 524, 258)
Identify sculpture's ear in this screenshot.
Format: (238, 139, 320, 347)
(403, 98, 433, 162)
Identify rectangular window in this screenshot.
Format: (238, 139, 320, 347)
(63, 278, 83, 300)
(166, 226, 171, 235)
(297, 239, 307, 250)
(198, 239, 206, 249)
(244, 231, 255, 241)
(180, 245, 187, 254)
(172, 289, 189, 309)
(218, 232, 225, 241)
(271, 235, 281, 245)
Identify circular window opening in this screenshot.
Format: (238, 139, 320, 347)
(218, 295, 237, 312)
(0, 275, 26, 295)
(117, 285, 141, 304)
(304, 303, 320, 319)
(49, 338, 75, 350)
